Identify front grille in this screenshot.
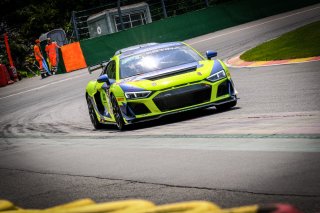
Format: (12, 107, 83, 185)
(127, 102, 151, 115)
(153, 84, 212, 112)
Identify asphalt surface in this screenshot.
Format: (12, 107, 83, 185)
(1, 4, 320, 212)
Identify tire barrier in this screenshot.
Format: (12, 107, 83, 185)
(0, 199, 302, 213)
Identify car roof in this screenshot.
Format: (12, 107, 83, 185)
(118, 42, 184, 59)
(114, 43, 159, 55)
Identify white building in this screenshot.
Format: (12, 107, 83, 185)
(87, 2, 152, 38)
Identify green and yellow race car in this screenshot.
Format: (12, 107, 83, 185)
(86, 42, 237, 130)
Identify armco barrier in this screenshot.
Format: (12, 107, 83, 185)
(0, 199, 302, 213)
(79, 0, 319, 67)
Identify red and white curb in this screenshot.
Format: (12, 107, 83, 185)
(225, 55, 320, 68)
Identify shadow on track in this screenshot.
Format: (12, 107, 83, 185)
(97, 106, 240, 132)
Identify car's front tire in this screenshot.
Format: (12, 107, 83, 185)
(111, 94, 125, 131)
(86, 95, 104, 129)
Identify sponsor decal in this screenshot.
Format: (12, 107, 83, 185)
(97, 26, 102, 34)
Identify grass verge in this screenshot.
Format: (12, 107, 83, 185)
(240, 21, 320, 61)
(18, 70, 38, 78)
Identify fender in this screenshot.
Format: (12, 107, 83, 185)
(86, 81, 104, 97)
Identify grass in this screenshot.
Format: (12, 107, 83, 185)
(240, 21, 320, 61)
(18, 70, 38, 78)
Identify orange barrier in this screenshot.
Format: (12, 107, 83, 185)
(0, 64, 14, 87)
(61, 42, 87, 73)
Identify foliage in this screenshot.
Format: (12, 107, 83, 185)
(18, 69, 37, 78)
(0, 0, 105, 69)
(240, 21, 320, 61)
(0, 0, 232, 70)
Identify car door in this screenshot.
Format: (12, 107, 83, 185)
(99, 60, 116, 119)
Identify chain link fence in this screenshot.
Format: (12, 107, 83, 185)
(71, 0, 229, 40)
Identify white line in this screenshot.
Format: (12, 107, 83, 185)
(188, 6, 320, 45)
(0, 73, 88, 100)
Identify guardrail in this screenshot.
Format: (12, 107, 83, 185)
(88, 60, 109, 74)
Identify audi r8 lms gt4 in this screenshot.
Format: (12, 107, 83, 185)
(86, 42, 238, 130)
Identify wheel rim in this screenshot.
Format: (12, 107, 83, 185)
(87, 98, 98, 126)
(111, 96, 123, 130)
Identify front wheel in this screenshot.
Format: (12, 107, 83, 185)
(86, 95, 104, 129)
(111, 95, 125, 131)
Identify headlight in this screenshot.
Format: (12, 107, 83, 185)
(125, 91, 152, 99)
(207, 70, 226, 82)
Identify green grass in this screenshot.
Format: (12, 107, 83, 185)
(240, 21, 320, 61)
(18, 70, 38, 78)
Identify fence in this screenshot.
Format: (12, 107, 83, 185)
(79, 0, 320, 67)
(71, 0, 226, 40)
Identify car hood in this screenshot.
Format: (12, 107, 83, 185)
(119, 60, 215, 91)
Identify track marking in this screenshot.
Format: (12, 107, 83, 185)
(188, 6, 320, 45)
(0, 73, 88, 100)
(225, 54, 320, 68)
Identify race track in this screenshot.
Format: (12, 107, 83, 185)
(0, 4, 320, 212)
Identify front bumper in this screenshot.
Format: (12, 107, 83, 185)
(120, 78, 237, 124)
(128, 96, 237, 124)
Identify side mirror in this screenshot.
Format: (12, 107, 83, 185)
(206, 51, 217, 60)
(97, 74, 111, 86)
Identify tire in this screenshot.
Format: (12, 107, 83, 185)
(215, 99, 237, 111)
(111, 94, 125, 131)
(86, 95, 104, 129)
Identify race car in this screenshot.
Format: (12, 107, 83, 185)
(86, 42, 237, 130)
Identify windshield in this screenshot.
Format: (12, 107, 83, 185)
(120, 45, 203, 79)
